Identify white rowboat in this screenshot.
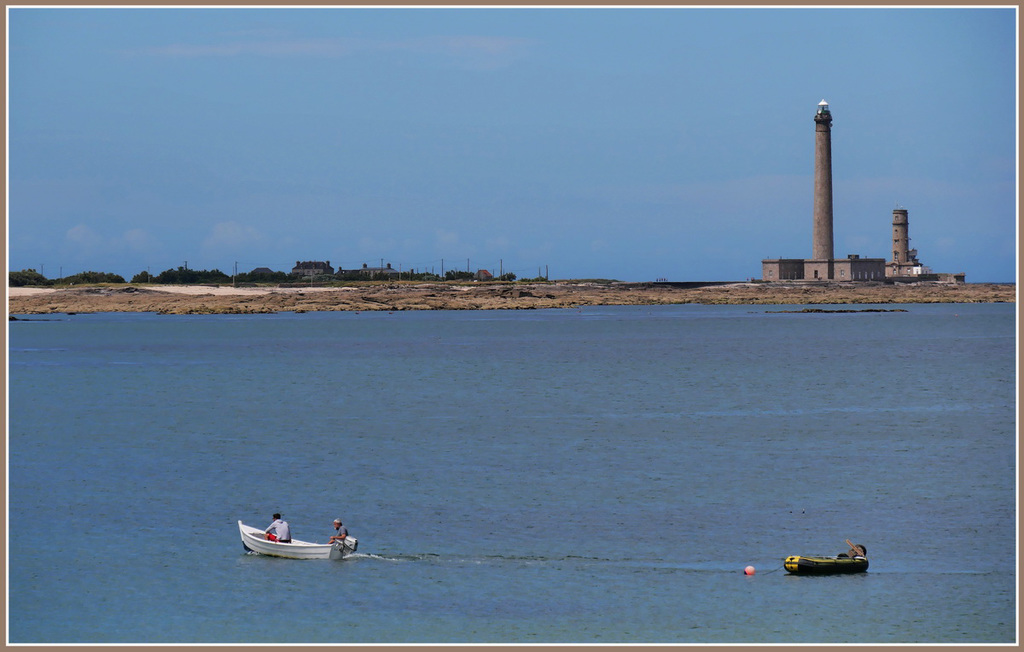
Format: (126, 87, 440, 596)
(238, 520, 357, 560)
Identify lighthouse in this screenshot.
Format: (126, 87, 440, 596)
(760, 100, 930, 284)
(812, 99, 834, 268)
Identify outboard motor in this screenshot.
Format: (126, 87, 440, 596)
(329, 536, 358, 560)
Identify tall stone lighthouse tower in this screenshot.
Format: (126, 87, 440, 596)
(812, 99, 834, 272)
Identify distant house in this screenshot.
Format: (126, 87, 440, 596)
(475, 269, 493, 281)
(291, 260, 335, 277)
(249, 267, 275, 276)
(355, 262, 400, 278)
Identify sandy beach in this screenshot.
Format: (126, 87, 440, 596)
(6, 281, 1016, 315)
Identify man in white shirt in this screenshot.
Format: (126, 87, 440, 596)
(264, 513, 291, 543)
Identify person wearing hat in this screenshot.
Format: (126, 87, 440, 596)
(328, 518, 348, 544)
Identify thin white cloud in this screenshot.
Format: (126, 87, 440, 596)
(65, 224, 104, 250)
(134, 34, 533, 68)
(58, 225, 161, 276)
(434, 229, 461, 249)
(357, 236, 398, 258)
(484, 235, 510, 250)
(139, 37, 362, 58)
(202, 221, 265, 253)
(121, 228, 158, 254)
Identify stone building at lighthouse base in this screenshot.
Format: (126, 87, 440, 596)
(761, 255, 886, 282)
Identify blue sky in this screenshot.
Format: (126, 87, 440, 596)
(7, 6, 1017, 282)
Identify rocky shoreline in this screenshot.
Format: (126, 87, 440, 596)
(6, 281, 1015, 315)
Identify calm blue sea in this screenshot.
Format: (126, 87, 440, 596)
(7, 303, 1017, 644)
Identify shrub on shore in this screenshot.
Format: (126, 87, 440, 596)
(62, 271, 126, 285)
(8, 269, 51, 287)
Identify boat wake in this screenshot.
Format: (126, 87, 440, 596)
(349, 552, 421, 562)
(247, 549, 997, 576)
(341, 553, 763, 572)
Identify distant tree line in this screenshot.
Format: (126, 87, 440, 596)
(10, 266, 523, 286)
(9, 269, 127, 286)
(139, 266, 232, 284)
